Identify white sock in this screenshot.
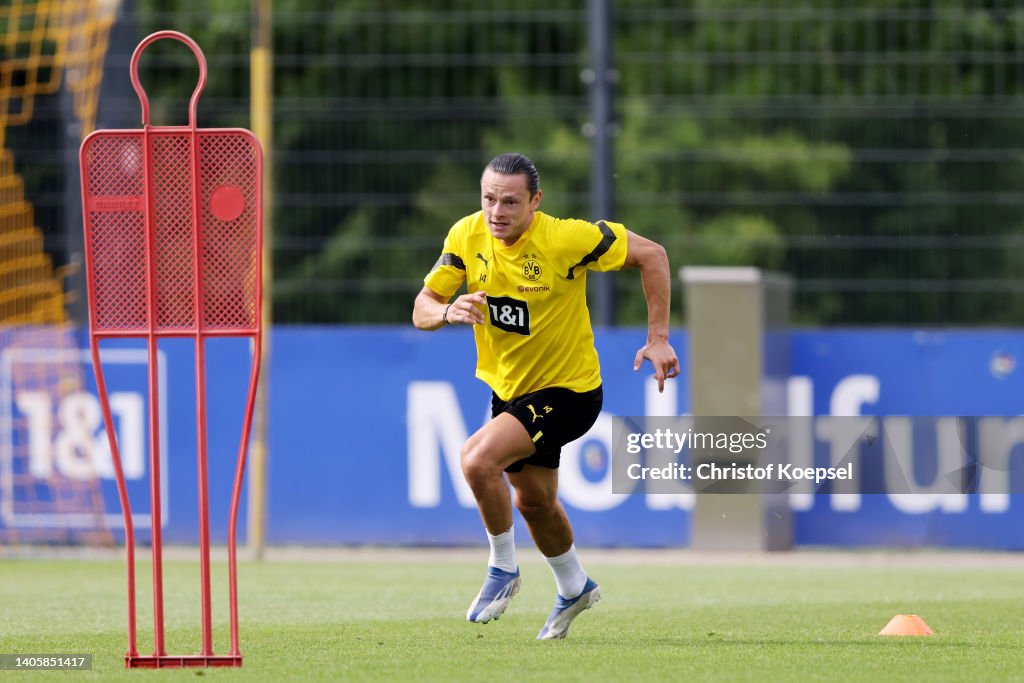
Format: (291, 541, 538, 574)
(546, 544, 587, 599)
(487, 527, 517, 573)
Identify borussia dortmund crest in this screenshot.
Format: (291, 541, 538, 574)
(522, 259, 542, 281)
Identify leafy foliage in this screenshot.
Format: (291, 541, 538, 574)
(129, 1, 1024, 324)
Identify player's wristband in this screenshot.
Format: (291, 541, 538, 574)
(442, 303, 453, 325)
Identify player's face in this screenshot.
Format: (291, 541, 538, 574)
(481, 168, 541, 246)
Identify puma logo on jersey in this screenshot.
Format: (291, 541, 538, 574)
(527, 404, 553, 422)
(476, 253, 490, 268)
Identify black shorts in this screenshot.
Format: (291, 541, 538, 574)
(491, 385, 603, 473)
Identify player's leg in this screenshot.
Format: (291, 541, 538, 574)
(506, 464, 571, 557)
(461, 412, 536, 623)
(507, 465, 601, 640)
(461, 411, 536, 533)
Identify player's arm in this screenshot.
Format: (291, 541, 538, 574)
(413, 286, 486, 331)
(622, 230, 680, 392)
(415, 219, 487, 331)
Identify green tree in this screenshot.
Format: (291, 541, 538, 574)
(127, 0, 1024, 325)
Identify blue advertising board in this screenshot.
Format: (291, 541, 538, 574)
(1, 327, 1023, 548)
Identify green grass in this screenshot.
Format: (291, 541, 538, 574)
(2, 552, 1023, 682)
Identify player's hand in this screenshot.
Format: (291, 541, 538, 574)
(633, 338, 680, 393)
(445, 291, 487, 325)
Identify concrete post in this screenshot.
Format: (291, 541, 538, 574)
(680, 267, 793, 551)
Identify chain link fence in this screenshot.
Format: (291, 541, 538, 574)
(12, 0, 1024, 325)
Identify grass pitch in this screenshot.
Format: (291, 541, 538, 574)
(2, 549, 1023, 682)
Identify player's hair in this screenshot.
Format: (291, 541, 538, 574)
(484, 153, 540, 196)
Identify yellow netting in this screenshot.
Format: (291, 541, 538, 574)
(0, 0, 122, 546)
(0, 0, 118, 145)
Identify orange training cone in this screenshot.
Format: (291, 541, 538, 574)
(878, 614, 934, 636)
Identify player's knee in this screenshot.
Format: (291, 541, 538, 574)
(460, 443, 499, 490)
(514, 493, 557, 520)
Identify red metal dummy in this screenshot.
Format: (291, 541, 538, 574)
(79, 31, 262, 668)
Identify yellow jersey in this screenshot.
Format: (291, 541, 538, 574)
(424, 210, 629, 401)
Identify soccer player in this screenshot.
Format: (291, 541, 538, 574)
(412, 152, 679, 639)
